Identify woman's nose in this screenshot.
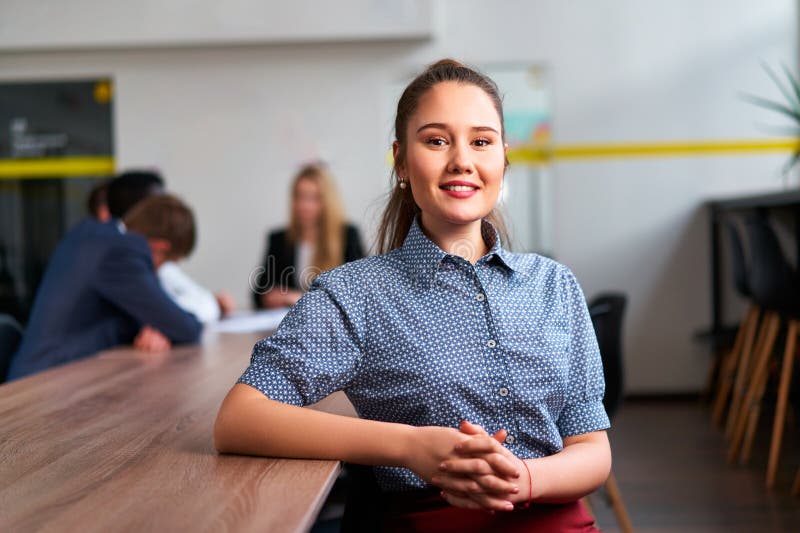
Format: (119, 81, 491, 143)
(447, 142, 475, 174)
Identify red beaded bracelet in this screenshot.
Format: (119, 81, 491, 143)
(516, 460, 533, 509)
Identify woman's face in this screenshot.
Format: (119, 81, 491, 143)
(293, 177, 323, 228)
(396, 81, 506, 228)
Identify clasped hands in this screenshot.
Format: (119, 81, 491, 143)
(411, 420, 531, 512)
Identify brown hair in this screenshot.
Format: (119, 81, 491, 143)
(286, 163, 346, 274)
(123, 194, 196, 260)
(376, 58, 510, 253)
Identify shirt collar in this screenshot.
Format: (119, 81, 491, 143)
(478, 219, 524, 274)
(399, 216, 522, 288)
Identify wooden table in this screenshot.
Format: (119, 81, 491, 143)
(0, 330, 356, 532)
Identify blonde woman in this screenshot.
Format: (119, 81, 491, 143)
(252, 163, 365, 309)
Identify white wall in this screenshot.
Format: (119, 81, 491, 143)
(0, 0, 435, 49)
(0, 0, 795, 393)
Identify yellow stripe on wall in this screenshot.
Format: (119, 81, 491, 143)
(3, 138, 798, 177)
(507, 137, 800, 165)
(0, 156, 115, 179)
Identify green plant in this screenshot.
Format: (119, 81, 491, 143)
(742, 62, 800, 173)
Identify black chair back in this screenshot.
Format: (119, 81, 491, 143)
(588, 293, 627, 421)
(725, 218, 750, 297)
(0, 313, 23, 383)
(743, 215, 800, 417)
(744, 215, 797, 313)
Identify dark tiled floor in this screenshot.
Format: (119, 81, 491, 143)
(590, 400, 800, 532)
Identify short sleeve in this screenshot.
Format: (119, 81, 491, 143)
(237, 271, 365, 406)
(555, 267, 611, 438)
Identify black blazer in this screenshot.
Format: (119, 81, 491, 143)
(252, 224, 365, 309)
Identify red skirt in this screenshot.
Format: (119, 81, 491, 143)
(379, 490, 599, 532)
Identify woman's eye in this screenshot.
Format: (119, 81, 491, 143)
(426, 137, 447, 146)
(473, 138, 492, 147)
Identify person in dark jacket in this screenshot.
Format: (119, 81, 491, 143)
(7, 194, 202, 381)
(252, 163, 365, 309)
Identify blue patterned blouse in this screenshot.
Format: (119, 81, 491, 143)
(238, 217, 610, 491)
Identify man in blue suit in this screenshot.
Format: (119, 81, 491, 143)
(7, 177, 203, 381)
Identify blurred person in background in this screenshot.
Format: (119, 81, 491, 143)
(106, 169, 166, 220)
(8, 194, 202, 381)
(252, 162, 365, 309)
(157, 260, 235, 325)
(89, 171, 235, 323)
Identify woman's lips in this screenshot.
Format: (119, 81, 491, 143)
(440, 181, 479, 199)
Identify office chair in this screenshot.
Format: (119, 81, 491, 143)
(587, 293, 633, 533)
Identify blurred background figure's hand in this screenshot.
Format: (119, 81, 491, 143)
(215, 291, 236, 316)
(134, 325, 172, 351)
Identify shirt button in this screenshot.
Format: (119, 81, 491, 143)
(486, 340, 496, 348)
(505, 434, 516, 445)
(499, 387, 509, 397)
(476, 293, 485, 302)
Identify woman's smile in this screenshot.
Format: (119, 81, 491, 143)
(439, 180, 480, 199)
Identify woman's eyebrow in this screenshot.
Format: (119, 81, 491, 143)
(416, 122, 447, 133)
(415, 123, 500, 134)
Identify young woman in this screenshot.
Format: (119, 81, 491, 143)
(217, 59, 610, 532)
(251, 163, 365, 309)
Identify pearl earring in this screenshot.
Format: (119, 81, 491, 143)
(399, 180, 407, 189)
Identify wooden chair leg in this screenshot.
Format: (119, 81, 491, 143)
(766, 319, 797, 488)
(740, 366, 769, 464)
(713, 305, 759, 427)
(712, 325, 745, 422)
(727, 311, 776, 458)
(726, 307, 766, 439)
(728, 312, 779, 463)
(604, 471, 634, 533)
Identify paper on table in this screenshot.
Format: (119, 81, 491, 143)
(212, 308, 289, 334)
